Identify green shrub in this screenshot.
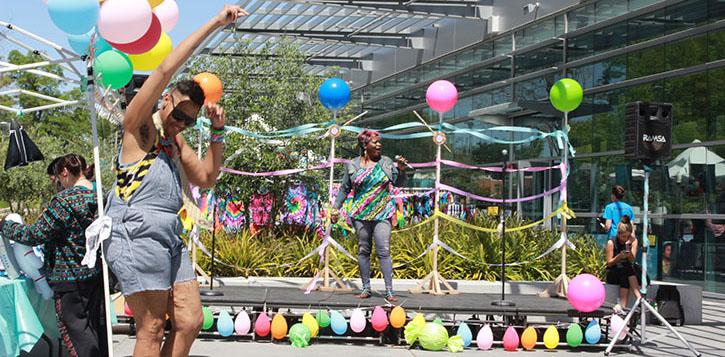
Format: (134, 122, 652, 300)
(195, 214, 606, 281)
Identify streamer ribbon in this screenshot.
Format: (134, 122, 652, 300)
(438, 181, 565, 203)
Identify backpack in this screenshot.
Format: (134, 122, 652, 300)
(654, 285, 684, 326)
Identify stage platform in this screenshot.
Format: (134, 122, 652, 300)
(199, 285, 613, 319)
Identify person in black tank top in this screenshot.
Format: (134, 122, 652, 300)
(605, 215, 642, 313)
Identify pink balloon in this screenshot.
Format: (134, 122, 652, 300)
(154, 0, 179, 33)
(503, 326, 520, 351)
(254, 312, 271, 337)
(568, 274, 606, 313)
(350, 308, 366, 333)
(426, 80, 458, 113)
(108, 13, 161, 54)
(98, 0, 152, 44)
(371, 306, 388, 332)
(476, 324, 493, 350)
(234, 310, 251, 335)
(124, 302, 133, 317)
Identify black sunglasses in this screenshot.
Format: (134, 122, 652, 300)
(170, 96, 198, 126)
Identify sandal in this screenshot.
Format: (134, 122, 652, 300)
(357, 287, 371, 299)
(384, 289, 398, 302)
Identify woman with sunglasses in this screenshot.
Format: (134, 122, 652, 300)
(102, 5, 247, 357)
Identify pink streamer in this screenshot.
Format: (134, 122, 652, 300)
(560, 161, 568, 202)
(438, 181, 565, 203)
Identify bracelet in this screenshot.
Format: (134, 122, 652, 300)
(210, 133, 225, 144)
(211, 126, 225, 135)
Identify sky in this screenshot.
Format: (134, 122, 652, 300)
(0, 0, 229, 57)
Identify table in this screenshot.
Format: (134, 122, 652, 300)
(0, 277, 58, 357)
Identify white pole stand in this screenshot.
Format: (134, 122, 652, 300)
(410, 112, 458, 296)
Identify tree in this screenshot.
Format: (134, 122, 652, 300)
(185, 39, 339, 207)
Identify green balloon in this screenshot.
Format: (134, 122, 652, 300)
(202, 307, 214, 330)
(566, 323, 583, 347)
(549, 78, 583, 113)
(289, 323, 312, 348)
(93, 49, 132, 90)
(433, 318, 443, 326)
(316, 309, 331, 328)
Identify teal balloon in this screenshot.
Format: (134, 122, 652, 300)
(584, 320, 601, 344)
(93, 50, 133, 90)
(456, 322, 472, 347)
(217, 310, 234, 337)
(68, 28, 112, 56)
(48, 0, 99, 35)
(549, 78, 583, 113)
(330, 310, 348, 335)
(566, 323, 583, 347)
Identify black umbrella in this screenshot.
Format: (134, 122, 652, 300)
(4, 119, 44, 170)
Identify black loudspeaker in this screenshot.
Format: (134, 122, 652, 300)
(624, 101, 673, 161)
(121, 74, 150, 109)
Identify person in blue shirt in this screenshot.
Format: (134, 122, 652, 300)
(603, 185, 636, 238)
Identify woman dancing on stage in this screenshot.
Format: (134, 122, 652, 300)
(102, 5, 247, 356)
(331, 130, 408, 302)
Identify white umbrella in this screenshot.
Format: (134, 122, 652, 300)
(667, 140, 725, 183)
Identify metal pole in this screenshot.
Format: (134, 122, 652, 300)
(201, 203, 222, 296)
(641, 165, 651, 340)
(492, 149, 514, 306)
(86, 51, 114, 357)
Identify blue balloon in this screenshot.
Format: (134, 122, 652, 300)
(456, 322, 473, 347)
(217, 310, 234, 337)
(318, 78, 350, 111)
(68, 29, 113, 56)
(330, 310, 348, 335)
(584, 319, 601, 344)
(48, 0, 99, 35)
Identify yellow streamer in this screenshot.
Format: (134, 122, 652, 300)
(432, 203, 575, 233)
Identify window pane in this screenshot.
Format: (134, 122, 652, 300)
(628, 10, 665, 45)
(666, 33, 708, 71)
(593, 22, 627, 54)
(596, 0, 628, 22)
(569, 4, 595, 31)
(627, 45, 665, 79)
(665, 0, 708, 35)
(666, 72, 710, 144)
(495, 36, 513, 56)
(567, 32, 593, 62)
(515, 44, 562, 75)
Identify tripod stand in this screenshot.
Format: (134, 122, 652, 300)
(605, 165, 699, 356)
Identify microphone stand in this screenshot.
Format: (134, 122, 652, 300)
(201, 203, 223, 296)
(492, 149, 515, 307)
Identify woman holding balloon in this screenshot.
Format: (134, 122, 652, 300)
(1, 154, 106, 357)
(102, 4, 247, 357)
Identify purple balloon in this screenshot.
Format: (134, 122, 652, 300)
(568, 274, 606, 313)
(425, 80, 458, 113)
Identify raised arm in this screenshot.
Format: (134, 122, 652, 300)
(178, 103, 225, 188)
(123, 5, 248, 133)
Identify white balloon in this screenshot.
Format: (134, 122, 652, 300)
(154, 0, 179, 33)
(610, 314, 628, 341)
(3, 214, 53, 300)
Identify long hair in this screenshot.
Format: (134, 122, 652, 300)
(618, 214, 634, 234)
(357, 129, 380, 156)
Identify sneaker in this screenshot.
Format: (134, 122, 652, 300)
(384, 289, 398, 302)
(357, 287, 371, 299)
(613, 304, 624, 314)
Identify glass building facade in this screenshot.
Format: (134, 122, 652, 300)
(350, 0, 725, 293)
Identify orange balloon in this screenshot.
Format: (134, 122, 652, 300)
(271, 313, 288, 340)
(389, 306, 406, 328)
(193, 72, 223, 104)
(521, 326, 538, 350)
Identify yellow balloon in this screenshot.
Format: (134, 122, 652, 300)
(149, 0, 163, 8)
(389, 306, 406, 329)
(543, 325, 560, 349)
(521, 326, 538, 350)
(271, 313, 288, 340)
(128, 32, 172, 71)
(302, 312, 319, 337)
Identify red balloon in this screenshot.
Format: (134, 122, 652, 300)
(108, 13, 161, 55)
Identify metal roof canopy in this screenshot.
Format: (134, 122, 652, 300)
(201, 0, 488, 74)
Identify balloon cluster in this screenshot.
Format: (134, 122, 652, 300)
(46, 0, 181, 89)
(190, 305, 409, 348)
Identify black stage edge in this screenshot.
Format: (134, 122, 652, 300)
(199, 285, 612, 318)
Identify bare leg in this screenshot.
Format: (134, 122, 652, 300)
(619, 287, 629, 308)
(126, 290, 170, 357)
(628, 276, 642, 299)
(160, 280, 203, 357)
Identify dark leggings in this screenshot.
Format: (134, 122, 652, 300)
(54, 276, 108, 357)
